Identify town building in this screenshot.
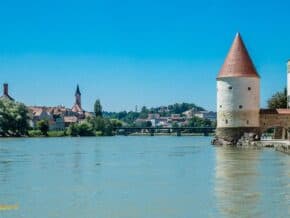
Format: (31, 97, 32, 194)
(183, 109, 217, 121)
(29, 85, 90, 130)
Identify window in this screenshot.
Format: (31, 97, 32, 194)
(248, 87, 251, 91)
(225, 120, 228, 124)
(239, 105, 243, 109)
(228, 86, 232, 90)
(247, 120, 249, 124)
(220, 105, 222, 108)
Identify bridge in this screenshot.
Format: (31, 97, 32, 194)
(114, 127, 215, 136)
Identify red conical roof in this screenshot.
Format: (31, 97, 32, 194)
(217, 33, 259, 78)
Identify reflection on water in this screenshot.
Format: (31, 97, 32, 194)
(0, 137, 289, 218)
(215, 147, 290, 218)
(215, 148, 261, 217)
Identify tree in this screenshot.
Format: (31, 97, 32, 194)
(187, 116, 212, 128)
(37, 120, 49, 136)
(0, 99, 30, 136)
(67, 122, 95, 136)
(94, 99, 103, 117)
(267, 88, 287, 109)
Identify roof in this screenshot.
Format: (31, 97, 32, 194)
(64, 116, 78, 123)
(72, 103, 83, 113)
(217, 33, 259, 79)
(0, 94, 14, 101)
(260, 109, 290, 115)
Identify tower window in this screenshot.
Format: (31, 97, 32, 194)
(239, 105, 243, 109)
(225, 120, 228, 124)
(220, 105, 222, 108)
(246, 120, 249, 125)
(228, 86, 232, 90)
(248, 87, 251, 91)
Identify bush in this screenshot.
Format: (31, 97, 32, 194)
(28, 130, 43, 137)
(47, 131, 66, 137)
(95, 131, 103, 136)
(36, 120, 49, 136)
(67, 122, 95, 136)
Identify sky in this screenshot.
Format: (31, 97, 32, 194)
(0, 0, 289, 112)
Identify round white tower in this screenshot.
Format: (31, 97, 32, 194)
(216, 33, 260, 142)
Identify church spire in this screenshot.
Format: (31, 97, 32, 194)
(75, 84, 81, 96)
(217, 33, 259, 78)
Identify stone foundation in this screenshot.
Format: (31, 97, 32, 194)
(213, 127, 260, 146)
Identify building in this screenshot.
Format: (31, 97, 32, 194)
(287, 60, 290, 108)
(29, 84, 89, 130)
(0, 83, 14, 101)
(183, 109, 217, 121)
(216, 33, 260, 142)
(215, 33, 290, 144)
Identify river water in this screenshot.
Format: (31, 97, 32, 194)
(0, 137, 289, 218)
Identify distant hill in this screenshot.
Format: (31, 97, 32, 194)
(103, 102, 206, 125)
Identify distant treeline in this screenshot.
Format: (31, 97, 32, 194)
(103, 103, 205, 125)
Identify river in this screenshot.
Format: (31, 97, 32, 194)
(0, 137, 289, 218)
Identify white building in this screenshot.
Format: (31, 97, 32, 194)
(216, 33, 260, 142)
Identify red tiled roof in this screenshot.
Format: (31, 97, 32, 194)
(217, 33, 259, 79)
(260, 109, 290, 115)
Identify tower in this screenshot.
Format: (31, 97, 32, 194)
(75, 84, 81, 107)
(287, 60, 290, 108)
(72, 84, 83, 113)
(0, 83, 14, 101)
(216, 33, 260, 143)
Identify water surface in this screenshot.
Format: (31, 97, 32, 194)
(0, 137, 289, 218)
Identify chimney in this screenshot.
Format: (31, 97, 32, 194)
(3, 83, 8, 96)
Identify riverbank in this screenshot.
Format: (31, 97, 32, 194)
(259, 140, 290, 155)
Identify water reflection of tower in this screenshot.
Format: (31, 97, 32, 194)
(214, 148, 261, 217)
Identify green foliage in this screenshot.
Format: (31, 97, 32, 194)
(167, 103, 204, 115)
(267, 88, 287, 109)
(135, 120, 152, 128)
(94, 99, 103, 117)
(28, 130, 43, 137)
(36, 120, 49, 136)
(47, 131, 66, 137)
(172, 122, 179, 128)
(110, 119, 123, 128)
(187, 116, 212, 128)
(103, 102, 205, 126)
(87, 116, 114, 136)
(0, 99, 30, 136)
(67, 122, 95, 136)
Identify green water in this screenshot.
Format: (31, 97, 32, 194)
(0, 137, 289, 218)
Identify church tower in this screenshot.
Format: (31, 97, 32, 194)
(216, 33, 260, 143)
(72, 84, 83, 113)
(75, 84, 81, 108)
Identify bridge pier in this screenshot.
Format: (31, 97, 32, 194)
(149, 129, 155, 136)
(176, 129, 181, 136)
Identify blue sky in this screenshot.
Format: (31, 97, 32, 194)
(0, 0, 289, 112)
